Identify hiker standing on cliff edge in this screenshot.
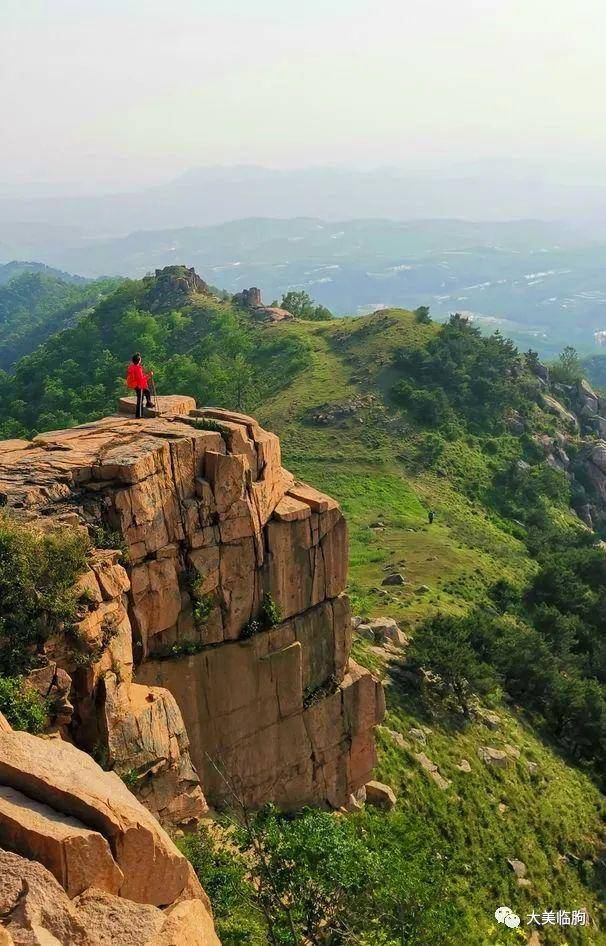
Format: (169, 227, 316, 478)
(125, 353, 155, 419)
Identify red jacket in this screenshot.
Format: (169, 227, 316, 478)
(126, 363, 149, 389)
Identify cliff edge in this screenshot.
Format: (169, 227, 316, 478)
(0, 396, 384, 819)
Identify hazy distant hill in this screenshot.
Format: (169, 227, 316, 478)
(0, 268, 120, 370)
(24, 216, 606, 357)
(0, 260, 89, 286)
(4, 165, 606, 239)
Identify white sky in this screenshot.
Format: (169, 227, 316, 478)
(1, 0, 605, 190)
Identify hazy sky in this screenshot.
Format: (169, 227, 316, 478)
(2, 0, 605, 191)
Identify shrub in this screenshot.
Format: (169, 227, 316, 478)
(183, 808, 455, 946)
(0, 516, 89, 675)
(240, 594, 282, 640)
(179, 823, 264, 946)
(414, 305, 432, 324)
(0, 676, 47, 733)
(407, 613, 495, 717)
(550, 345, 583, 384)
(279, 290, 333, 321)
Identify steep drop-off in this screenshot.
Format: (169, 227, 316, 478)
(0, 396, 384, 818)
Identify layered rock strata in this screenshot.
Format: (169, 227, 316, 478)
(0, 712, 219, 946)
(0, 396, 384, 814)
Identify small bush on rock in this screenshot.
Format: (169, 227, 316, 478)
(0, 515, 89, 675)
(0, 676, 47, 733)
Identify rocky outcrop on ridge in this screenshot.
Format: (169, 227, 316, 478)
(516, 370, 606, 531)
(0, 712, 219, 946)
(145, 267, 210, 311)
(232, 286, 295, 322)
(0, 396, 383, 817)
(232, 287, 263, 308)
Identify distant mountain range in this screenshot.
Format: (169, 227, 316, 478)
(4, 165, 606, 242)
(2, 166, 606, 357)
(3, 217, 605, 357)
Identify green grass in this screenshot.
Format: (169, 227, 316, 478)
(253, 308, 606, 944)
(374, 689, 606, 945)
(257, 314, 533, 627)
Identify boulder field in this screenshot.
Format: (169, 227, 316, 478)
(0, 395, 384, 823)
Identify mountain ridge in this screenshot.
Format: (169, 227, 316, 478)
(0, 265, 605, 942)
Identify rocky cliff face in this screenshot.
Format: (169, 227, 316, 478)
(0, 711, 219, 946)
(0, 397, 383, 820)
(522, 371, 606, 531)
(145, 267, 211, 311)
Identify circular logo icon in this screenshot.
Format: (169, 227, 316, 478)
(495, 907, 512, 923)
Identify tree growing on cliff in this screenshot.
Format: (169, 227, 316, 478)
(551, 345, 583, 383)
(0, 516, 89, 676)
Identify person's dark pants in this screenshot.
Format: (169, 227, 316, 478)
(135, 386, 153, 419)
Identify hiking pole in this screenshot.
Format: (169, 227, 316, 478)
(150, 375, 162, 416)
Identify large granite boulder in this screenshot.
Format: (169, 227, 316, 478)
(0, 718, 219, 946)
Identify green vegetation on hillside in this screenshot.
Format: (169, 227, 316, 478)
(0, 274, 312, 437)
(0, 270, 120, 371)
(182, 808, 456, 946)
(1, 269, 605, 942)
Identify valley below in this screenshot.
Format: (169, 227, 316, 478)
(0, 264, 605, 945)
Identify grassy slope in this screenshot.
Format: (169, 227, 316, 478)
(258, 312, 532, 626)
(256, 311, 606, 944)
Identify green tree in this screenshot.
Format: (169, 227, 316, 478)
(413, 305, 431, 324)
(0, 676, 47, 733)
(408, 614, 494, 717)
(280, 291, 333, 321)
(185, 807, 455, 946)
(0, 516, 88, 675)
(552, 345, 583, 383)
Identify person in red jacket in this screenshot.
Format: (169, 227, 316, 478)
(125, 353, 155, 418)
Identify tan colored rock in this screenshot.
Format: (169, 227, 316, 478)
(0, 848, 218, 946)
(477, 746, 509, 769)
(138, 645, 383, 811)
(273, 495, 312, 522)
(147, 899, 221, 946)
(130, 557, 182, 650)
(90, 553, 130, 600)
(415, 753, 451, 790)
(74, 887, 165, 945)
(365, 780, 397, 810)
(0, 400, 384, 814)
(0, 728, 190, 906)
(100, 674, 208, 828)
(75, 569, 103, 605)
(288, 483, 335, 513)
(118, 394, 197, 418)
(205, 451, 247, 514)
(541, 394, 578, 427)
(0, 785, 123, 897)
(0, 438, 31, 454)
(24, 665, 73, 728)
(0, 848, 95, 946)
